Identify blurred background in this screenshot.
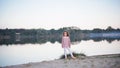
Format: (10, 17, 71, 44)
(0, 0, 120, 67)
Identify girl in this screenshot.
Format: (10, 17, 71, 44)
(62, 31, 76, 59)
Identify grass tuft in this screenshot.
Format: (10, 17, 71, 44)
(60, 52, 86, 59)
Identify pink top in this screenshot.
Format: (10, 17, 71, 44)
(62, 36, 71, 48)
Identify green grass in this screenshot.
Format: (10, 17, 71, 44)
(60, 52, 86, 59)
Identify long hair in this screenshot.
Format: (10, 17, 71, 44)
(63, 31, 69, 36)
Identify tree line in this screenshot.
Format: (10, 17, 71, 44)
(0, 26, 120, 45)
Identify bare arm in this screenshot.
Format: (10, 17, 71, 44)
(69, 37, 71, 48)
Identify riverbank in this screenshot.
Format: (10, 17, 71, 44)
(3, 54, 120, 68)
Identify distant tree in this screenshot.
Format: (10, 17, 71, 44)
(92, 28, 103, 33)
(106, 26, 114, 30)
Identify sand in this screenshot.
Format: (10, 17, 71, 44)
(2, 54, 120, 68)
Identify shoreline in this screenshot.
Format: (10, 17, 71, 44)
(3, 54, 120, 68)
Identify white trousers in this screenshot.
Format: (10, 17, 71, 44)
(64, 47, 74, 58)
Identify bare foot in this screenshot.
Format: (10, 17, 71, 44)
(72, 56, 76, 59)
(65, 57, 68, 60)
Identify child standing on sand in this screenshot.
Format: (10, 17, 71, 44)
(62, 31, 76, 59)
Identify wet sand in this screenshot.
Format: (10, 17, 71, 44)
(3, 54, 120, 68)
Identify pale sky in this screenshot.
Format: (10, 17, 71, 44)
(0, 0, 120, 30)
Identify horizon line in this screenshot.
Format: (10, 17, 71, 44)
(0, 26, 120, 30)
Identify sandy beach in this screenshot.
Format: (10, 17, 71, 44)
(3, 54, 120, 68)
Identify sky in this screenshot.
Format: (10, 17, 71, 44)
(0, 0, 120, 30)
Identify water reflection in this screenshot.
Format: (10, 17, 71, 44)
(0, 41, 120, 67)
(0, 42, 63, 66)
(0, 34, 120, 45)
(0, 32, 120, 67)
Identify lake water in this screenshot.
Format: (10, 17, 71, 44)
(0, 40, 120, 67)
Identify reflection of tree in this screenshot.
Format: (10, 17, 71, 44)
(92, 38, 103, 42)
(71, 41, 81, 45)
(105, 38, 118, 43)
(0, 35, 119, 45)
(91, 38, 119, 43)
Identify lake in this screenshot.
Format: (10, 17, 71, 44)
(0, 40, 120, 67)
